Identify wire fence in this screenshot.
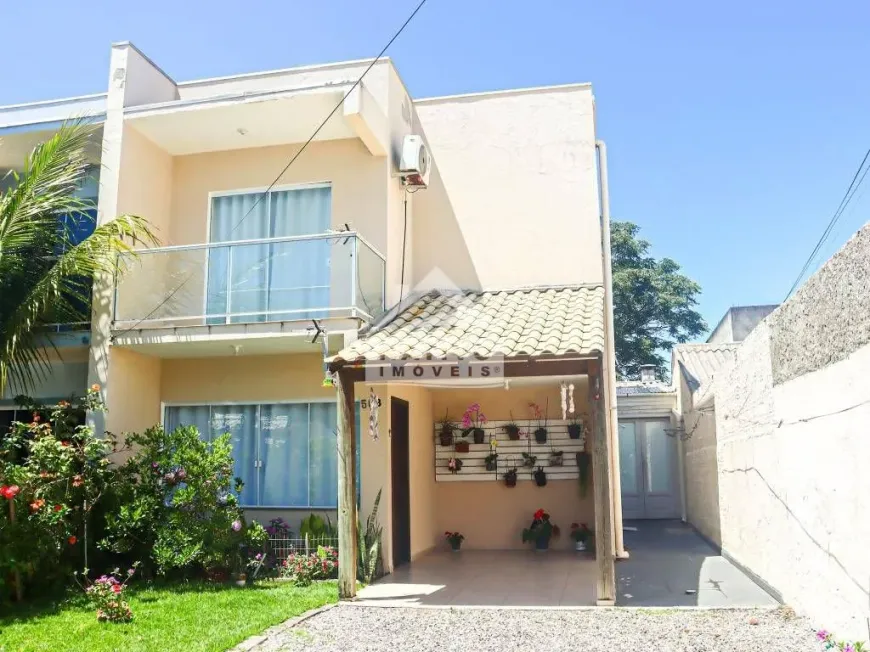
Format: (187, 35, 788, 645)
(267, 536, 340, 562)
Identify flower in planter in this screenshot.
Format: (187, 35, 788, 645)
(447, 457, 463, 474)
(444, 531, 464, 551)
(461, 403, 487, 444)
(484, 452, 499, 472)
(503, 467, 518, 487)
(522, 508, 560, 550)
(437, 411, 456, 447)
(533, 466, 548, 487)
(528, 401, 549, 443)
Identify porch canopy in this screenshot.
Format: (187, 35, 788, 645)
(327, 286, 616, 604)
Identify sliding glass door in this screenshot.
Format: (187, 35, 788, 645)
(206, 185, 331, 324)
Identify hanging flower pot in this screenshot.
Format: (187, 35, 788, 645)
(455, 440, 470, 453)
(533, 466, 547, 487)
(521, 452, 537, 468)
(534, 428, 548, 444)
(447, 457, 463, 474)
(549, 451, 564, 467)
(503, 468, 518, 487)
(472, 428, 486, 445)
(437, 415, 455, 447)
(484, 453, 498, 472)
(503, 423, 521, 440)
(567, 423, 582, 439)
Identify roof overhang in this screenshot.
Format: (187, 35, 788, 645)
(124, 81, 388, 156)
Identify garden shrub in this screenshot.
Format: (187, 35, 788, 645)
(100, 424, 260, 578)
(0, 388, 117, 600)
(281, 545, 338, 586)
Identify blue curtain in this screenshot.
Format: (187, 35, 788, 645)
(207, 187, 331, 324)
(269, 187, 331, 319)
(308, 402, 338, 507)
(210, 405, 258, 505)
(207, 195, 270, 324)
(259, 403, 309, 507)
(165, 405, 211, 438)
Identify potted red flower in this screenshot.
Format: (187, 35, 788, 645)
(522, 508, 560, 551)
(445, 531, 464, 552)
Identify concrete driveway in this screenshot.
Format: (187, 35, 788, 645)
(617, 520, 779, 607)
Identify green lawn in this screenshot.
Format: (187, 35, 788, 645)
(0, 581, 338, 652)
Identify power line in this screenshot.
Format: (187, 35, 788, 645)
(784, 147, 870, 301)
(113, 0, 428, 337)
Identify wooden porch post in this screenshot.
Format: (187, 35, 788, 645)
(589, 358, 616, 605)
(335, 367, 358, 599)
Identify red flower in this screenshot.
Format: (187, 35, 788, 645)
(30, 499, 45, 512)
(112, 584, 122, 594)
(53, 504, 63, 512)
(68, 536, 77, 545)
(1, 485, 19, 500)
(533, 509, 545, 521)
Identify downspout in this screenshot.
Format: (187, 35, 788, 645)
(596, 139, 626, 559)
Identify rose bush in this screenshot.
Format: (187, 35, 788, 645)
(0, 388, 117, 599)
(281, 545, 338, 587)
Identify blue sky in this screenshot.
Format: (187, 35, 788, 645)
(4, 0, 869, 335)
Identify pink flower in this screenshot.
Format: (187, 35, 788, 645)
(231, 520, 242, 532)
(816, 630, 830, 642)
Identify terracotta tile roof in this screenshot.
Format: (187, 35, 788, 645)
(331, 286, 605, 363)
(673, 342, 739, 404)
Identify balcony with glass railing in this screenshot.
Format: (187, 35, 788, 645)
(113, 232, 385, 330)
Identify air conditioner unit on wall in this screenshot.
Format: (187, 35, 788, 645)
(398, 134, 430, 188)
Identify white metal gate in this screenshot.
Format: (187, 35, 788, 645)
(619, 419, 680, 519)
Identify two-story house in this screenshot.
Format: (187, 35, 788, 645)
(1, 41, 620, 604)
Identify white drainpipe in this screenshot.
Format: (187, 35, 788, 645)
(596, 139, 626, 558)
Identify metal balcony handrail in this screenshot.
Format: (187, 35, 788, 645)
(123, 230, 386, 261)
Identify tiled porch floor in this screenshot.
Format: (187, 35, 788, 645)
(355, 550, 598, 607)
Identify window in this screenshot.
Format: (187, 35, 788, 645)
(206, 185, 332, 324)
(164, 401, 354, 509)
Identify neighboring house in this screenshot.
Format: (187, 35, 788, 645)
(0, 94, 105, 428)
(673, 226, 870, 640)
(0, 43, 622, 602)
(615, 366, 679, 520)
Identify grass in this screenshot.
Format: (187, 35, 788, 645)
(0, 580, 338, 652)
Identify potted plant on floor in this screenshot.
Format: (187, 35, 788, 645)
(529, 401, 548, 444)
(484, 452, 499, 472)
(503, 466, 518, 487)
(447, 457, 463, 474)
(437, 411, 456, 447)
(462, 402, 488, 445)
(569, 523, 593, 552)
(502, 411, 521, 441)
(533, 466, 547, 487)
(522, 508, 560, 551)
(445, 531, 464, 552)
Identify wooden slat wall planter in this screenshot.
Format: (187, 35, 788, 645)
(435, 420, 587, 482)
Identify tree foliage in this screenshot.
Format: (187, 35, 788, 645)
(0, 121, 156, 394)
(611, 221, 706, 379)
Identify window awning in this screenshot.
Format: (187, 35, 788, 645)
(330, 285, 605, 365)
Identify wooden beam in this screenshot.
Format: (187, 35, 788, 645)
(588, 358, 616, 605)
(335, 368, 358, 599)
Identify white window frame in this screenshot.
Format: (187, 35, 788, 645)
(203, 182, 333, 325)
(160, 398, 337, 510)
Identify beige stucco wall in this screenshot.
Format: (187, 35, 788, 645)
(105, 347, 161, 437)
(414, 86, 602, 292)
(430, 383, 594, 550)
(713, 322, 870, 639)
(678, 375, 721, 545)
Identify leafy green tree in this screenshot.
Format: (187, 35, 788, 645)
(0, 121, 155, 394)
(611, 221, 706, 379)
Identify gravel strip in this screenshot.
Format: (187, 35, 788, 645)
(260, 604, 818, 652)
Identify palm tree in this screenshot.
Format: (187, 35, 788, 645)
(0, 121, 156, 394)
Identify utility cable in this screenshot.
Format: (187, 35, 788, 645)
(784, 147, 870, 301)
(113, 0, 429, 338)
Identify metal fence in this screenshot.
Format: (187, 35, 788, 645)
(267, 536, 340, 562)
